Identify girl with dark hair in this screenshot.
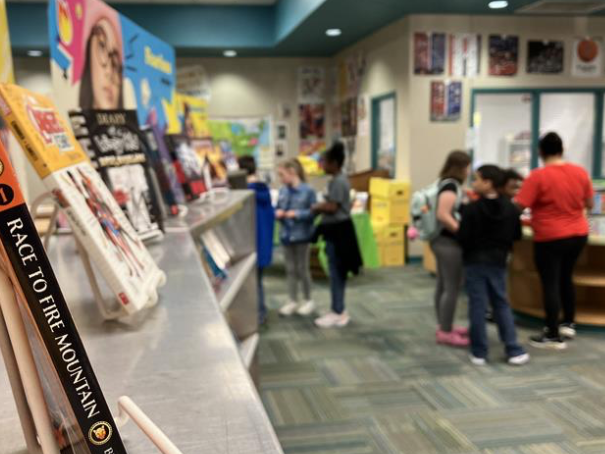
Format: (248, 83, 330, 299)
(432, 150, 472, 347)
(79, 18, 123, 110)
(516, 132, 594, 349)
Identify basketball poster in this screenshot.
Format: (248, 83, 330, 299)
(572, 37, 603, 77)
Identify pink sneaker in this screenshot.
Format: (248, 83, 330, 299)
(453, 326, 469, 337)
(436, 329, 470, 347)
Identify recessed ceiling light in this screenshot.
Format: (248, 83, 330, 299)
(326, 28, 342, 37)
(223, 50, 237, 58)
(488, 0, 509, 9)
(27, 50, 43, 57)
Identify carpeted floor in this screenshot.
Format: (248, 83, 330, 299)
(258, 261, 605, 454)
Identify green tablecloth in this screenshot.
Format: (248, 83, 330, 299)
(317, 212, 380, 273)
(274, 212, 380, 273)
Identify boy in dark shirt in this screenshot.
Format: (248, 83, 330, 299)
(458, 165, 529, 366)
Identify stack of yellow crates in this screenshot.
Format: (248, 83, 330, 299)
(370, 178, 411, 267)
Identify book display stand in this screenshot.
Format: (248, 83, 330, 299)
(0, 266, 184, 454)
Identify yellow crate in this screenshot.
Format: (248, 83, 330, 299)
(369, 178, 411, 201)
(379, 244, 406, 267)
(371, 197, 410, 225)
(373, 223, 404, 244)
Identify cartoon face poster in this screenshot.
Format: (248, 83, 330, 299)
(48, 0, 176, 131)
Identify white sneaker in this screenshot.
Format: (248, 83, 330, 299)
(559, 323, 577, 339)
(296, 300, 316, 316)
(508, 353, 530, 366)
(314, 312, 350, 328)
(469, 354, 487, 366)
(279, 301, 299, 317)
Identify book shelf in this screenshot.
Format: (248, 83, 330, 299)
(509, 229, 605, 326)
(0, 190, 281, 454)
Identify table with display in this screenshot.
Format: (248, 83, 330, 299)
(509, 228, 605, 326)
(0, 191, 283, 454)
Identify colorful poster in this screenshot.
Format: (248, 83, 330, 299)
(298, 67, 325, 103)
(299, 139, 326, 157)
(49, 0, 176, 130)
(414, 32, 446, 75)
(168, 93, 210, 138)
(449, 34, 481, 77)
(572, 37, 603, 77)
(0, 138, 128, 454)
(527, 40, 564, 74)
(69, 109, 164, 240)
(208, 117, 273, 169)
(0, 84, 165, 315)
(191, 137, 227, 183)
(489, 35, 519, 76)
(299, 103, 325, 140)
(431, 81, 462, 122)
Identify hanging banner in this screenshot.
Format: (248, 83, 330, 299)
(572, 37, 603, 78)
(298, 67, 325, 103)
(0, 84, 166, 316)
(430, 80, 462, 122)
(299, 103, 325, 140)
(527, 40, 564, 74)
(48, 0, 176, 131)
(489, 35, 519, 76)
(449, 33, 481, 77)
(69, 109, 164, 240)
(414, 32, 446, 75)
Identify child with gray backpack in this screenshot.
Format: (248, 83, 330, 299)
(410, 151, 471, 347)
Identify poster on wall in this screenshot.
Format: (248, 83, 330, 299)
(209, 117, 273, 170)
(449, 34, 481, 77)
(299, 139, 326, 157)
(489, 35, 519, 76)
(69, 109, 164, 240)
(527, 40, 564, 74)
(298, 67, 325, 103)
(48, 0, 176, 131)
(430, 80, 462, 122)
(341, 97, 358, 137)
(169, 93, 210, 137)
(299, 104, 325, 140)
(414, 32, 446, 75)
(357, 94, 369, 138)
(0, 84, 166, 316)
(572, 37, 603, 77)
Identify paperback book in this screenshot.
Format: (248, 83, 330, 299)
(0, 83, 165, 315)
(165, 134, 208, 201)
(69, 109, 164, 240)
(0, 137, 128, 453)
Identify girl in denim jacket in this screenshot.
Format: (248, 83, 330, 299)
(276, 159, 317, 317)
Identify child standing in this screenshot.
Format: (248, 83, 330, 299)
(458, 165, 529, 366)
(276, 159, 317, 317)
(312, 143, 362, 328)
(238, 156, 275, 325)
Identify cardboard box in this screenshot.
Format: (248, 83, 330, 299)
(371, 197, 410, 225)
(380, 244, 406, 267)
(369, 178, 411, 201)
(373, 223, 406, 267)
(373, 223, 404, 243)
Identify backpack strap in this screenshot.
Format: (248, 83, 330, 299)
(438, 178, 464, 216)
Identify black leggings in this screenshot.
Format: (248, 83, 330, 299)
(534, 236, 588, 337)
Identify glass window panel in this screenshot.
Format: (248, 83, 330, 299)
(540, 93, 595, 173)
(474, 93, 533, 176)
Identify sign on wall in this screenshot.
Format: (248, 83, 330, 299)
(488, 35, 519, 77)
(414, 32, 446, 75)
(48, 0, 177, 131)
(527, 40, 564, 74)
(430, 80, 462, 122)
(449, 33, 481, 77)
(572, 37, 603, 78)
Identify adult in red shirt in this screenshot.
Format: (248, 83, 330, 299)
(516, 132, 594, 350)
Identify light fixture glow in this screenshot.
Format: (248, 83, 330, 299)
(27, 50, 43, 57)
(488, 0, 508, 9)
(326, 28, 342, 37)
(223, 50, 237, 57)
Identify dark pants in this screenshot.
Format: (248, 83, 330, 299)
(534, 236, 588, 337)
(466, 264, 524, 359)
(257, 267, 267, 323)
(326, 240, 347, 314)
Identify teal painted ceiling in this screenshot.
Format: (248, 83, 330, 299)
(7, 0, 605, 57)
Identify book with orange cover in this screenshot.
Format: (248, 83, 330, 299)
(0, 136, 127, 453)
(0, 83, 165, 315)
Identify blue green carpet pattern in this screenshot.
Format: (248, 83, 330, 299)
(259, 263, 605, 454)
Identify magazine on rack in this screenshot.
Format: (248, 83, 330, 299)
(0, 138, 127, 453)
(0, 83, 165, 315)
(165, 134, 208, 201)
(69, 109, 164, 240)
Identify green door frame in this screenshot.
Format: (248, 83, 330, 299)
(471, 87, 605, 178)
(371, 92, 397, 173)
